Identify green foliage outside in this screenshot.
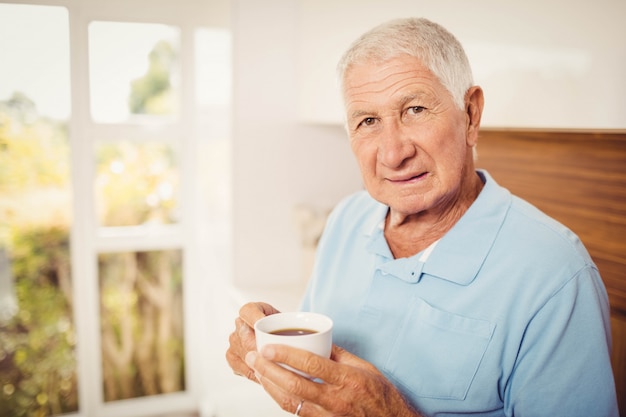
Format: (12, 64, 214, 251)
(0, 228, 76, 417)
(0, 39, 183, 416)
(128, 40, 178, 116)
(0, 93, 76, 417)
(99, 249, 185, 401)
(96, 140, 179, 227)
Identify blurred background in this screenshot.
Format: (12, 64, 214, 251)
(0, 0, 624, 416)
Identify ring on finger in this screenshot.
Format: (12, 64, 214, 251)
(294, 399, 304, 416)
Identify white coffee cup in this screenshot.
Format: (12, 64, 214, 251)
(254, 312, 333, 377)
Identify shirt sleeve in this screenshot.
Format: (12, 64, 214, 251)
(504, 265, 619, 417)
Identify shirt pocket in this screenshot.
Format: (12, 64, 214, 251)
(384, 296, 495, 400)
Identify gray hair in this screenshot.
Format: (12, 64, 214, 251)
(337, 17, 474, 110)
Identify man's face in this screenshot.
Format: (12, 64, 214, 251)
(343, 54, 477, 218)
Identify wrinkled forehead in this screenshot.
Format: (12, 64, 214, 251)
(341, 51, 426, 83)
(341, 54, 440, 99)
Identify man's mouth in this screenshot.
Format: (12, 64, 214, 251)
(387, 172, 428, 183)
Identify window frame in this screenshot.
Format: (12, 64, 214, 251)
(1, 1, 230, 416)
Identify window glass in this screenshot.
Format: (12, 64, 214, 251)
(0, 4, 71, 121)
(89, 21, 180, 123)
(1, 4, 231, 416)
(0, 4, 77, 416)
(95, 141, 180, 226)
(98, 249, 185, 401)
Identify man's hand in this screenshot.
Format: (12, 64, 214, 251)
(225, 302, 281, 382)
(245, 343, 422, 417)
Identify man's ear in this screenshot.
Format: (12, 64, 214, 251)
(465, 86, 484, 147)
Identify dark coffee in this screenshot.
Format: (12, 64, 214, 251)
(270, 328, 317, 336)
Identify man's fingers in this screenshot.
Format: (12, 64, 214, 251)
(239, 302, 280, 327)
(260, 344, 345, 386)
(235, 318, 257, 351)
(247, 350, 328, 415)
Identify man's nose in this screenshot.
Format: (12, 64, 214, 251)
(378, 120, 416, 168)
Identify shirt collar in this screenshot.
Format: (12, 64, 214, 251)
(363, 170, 512, 286)
(424, 170, 511, 285)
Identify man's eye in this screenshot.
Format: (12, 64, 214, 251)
(408, 106, 425, 115)
(359, 117, 376, 127)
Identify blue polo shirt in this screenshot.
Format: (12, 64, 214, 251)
(301, 170, 618, 416)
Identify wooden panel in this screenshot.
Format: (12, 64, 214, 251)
(476, 129, 626, 414)
(476, 130, 626, 313)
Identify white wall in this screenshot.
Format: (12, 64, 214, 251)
(296, 0, 626, 129)
(231, 0, 362, 298)
(229, 0, 626, 298)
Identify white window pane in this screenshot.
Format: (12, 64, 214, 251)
(89, 21, 180, 123)
(98, 249, 185, 401)
(0, 4, 77, 417)
(95, 141, 180, 227)
(0, 4, 70, 121)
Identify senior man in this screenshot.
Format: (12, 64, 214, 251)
(226, 17, 618, 417)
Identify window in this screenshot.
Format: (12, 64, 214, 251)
(0, 1, 231, 416)
(88, 21, 181, 124)
(0, 4, 76, 415)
